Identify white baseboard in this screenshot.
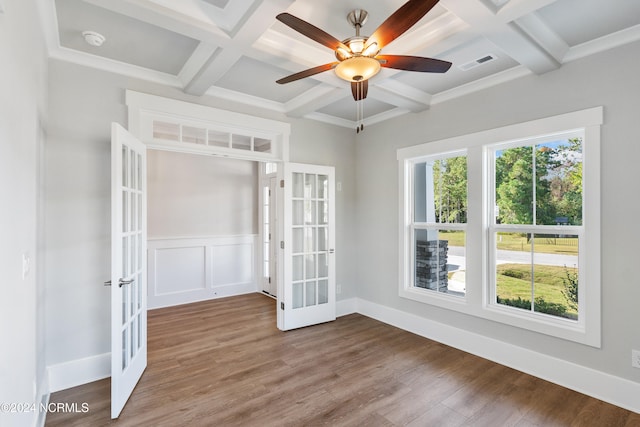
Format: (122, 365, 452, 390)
(47, 353, 110, 393)
(355, 298, 640, 415)
(336, 297, 357, 317)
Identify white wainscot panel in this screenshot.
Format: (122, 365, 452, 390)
(148, 235, 258, 309)
(155, 246, 206, 295)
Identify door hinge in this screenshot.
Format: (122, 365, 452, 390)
(280, 179, 284, 188)
(268, 277, 271, 284)
(281, 302, 285, 310)
(280, 241, 284, 249)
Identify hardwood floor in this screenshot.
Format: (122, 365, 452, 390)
(46, 293, 639, 426)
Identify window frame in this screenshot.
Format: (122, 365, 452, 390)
(398, 107, 602, 347)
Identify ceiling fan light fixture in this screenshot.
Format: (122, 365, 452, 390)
(346, 37, 365, 54)
(362, 42, 379, 57)
(334, 56, 381, 82)
(336, 47, 353, 61)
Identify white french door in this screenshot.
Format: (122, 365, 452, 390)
(262, 175, 278, 297)
(277, 163, 336, 330)
(110, 123, 147, 418)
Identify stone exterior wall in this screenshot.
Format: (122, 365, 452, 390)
(415, 240, 448, 292)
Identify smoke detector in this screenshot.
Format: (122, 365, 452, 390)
(82, 31, 106, 47)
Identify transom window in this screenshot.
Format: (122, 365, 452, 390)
(398, 107, 602, 346)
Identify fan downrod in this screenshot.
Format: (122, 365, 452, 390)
(346, 9, 368, 35)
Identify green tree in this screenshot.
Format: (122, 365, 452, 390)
(549, 138, 582, 225)
(495, 145, 557, 225)
(433, 156, 467, 223)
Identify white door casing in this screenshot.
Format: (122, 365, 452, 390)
(110, 123, 147, 418)
(277, 163, 336, 330)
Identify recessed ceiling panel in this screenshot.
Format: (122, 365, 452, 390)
(217, 56, 320, 103)
(56, 0, 199, 75)
(392, 36, 519, 94)
(200, 0, 230, 9)
(318, 97, 396, 122)
(537, 0, 640, 47)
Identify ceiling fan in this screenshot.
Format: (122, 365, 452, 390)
(275, 0, 452, 105)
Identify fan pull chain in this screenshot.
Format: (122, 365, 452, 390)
(355, 83, 364, 134)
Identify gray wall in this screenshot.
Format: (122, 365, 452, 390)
(0, 1, 48, 426)
(147, 151, 258, 238)
(355, 40, 640, 383)
(45, 59, 357, 367)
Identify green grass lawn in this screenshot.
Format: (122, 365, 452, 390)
(495, 263, 577, 319)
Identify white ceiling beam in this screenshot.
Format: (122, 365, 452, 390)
(497, 0, 558, 23)
(515, 13, 569, 64)
(284, 85, 348, 118)
(440, 0, 560, 74)
(184, 0, 295, 96)
(371, 80, 432, 113)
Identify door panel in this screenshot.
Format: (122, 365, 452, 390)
(111, 123, 147, 418)
(278, 163, 335, 330)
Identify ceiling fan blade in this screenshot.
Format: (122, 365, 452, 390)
(366, 0, 440, 50)
(276, 62, 339, 84)
(276, 13, 350, 52)
(377, 55, 452, 73)
(351, 80, 368, 101)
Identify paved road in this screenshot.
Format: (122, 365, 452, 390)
(447, 246, 578, 269)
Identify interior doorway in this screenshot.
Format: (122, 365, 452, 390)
(260, 163, 278, 298)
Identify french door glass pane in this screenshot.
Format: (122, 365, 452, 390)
(292, 255, 303, 281)
(304, 174, 316, 198)
(318, 201, 328, 225)
(317, 175, 328, 199)
(122, 236, 128, 277)
(292, 173, 304, 198)
(304, 227, 315, 253)
(318, 227, 328, 251)
(122, 330, 128, 370)
(318, 280, 328, 304)
(122, 146, 128, 187)
(137, 313, 143, 350)
(305, 254, 316, 280)
(304, 201, 316, 225)
(293, 228, 303, 253)
(121, 284, 128, 326)
(305, 281, 316, 306)
(293, 201, 304, 226)
(122, 192, 128, 233)
(292, 283, 303, 309)
(318, 253, 328, 278)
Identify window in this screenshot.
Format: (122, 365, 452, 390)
(411, 153, 467, 297)
(126, 90, 290, 163)
(489, 135, 583, 321)
(398, 107, 602, 346)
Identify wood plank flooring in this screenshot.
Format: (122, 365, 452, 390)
(46, 293, 640, 426)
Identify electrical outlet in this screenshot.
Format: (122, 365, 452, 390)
(632, 350, 640, 369)
(337, 284, 342, 295)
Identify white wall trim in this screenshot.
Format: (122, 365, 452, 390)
(336, 297, 357, 317)
(47, 353, 110, 393)
(148, 235, 258, 309)
(355, 298, 640, 415)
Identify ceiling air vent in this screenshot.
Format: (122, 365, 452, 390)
(458, 54, 497, 71)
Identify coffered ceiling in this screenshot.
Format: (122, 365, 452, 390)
(42, 0, 640, 128)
